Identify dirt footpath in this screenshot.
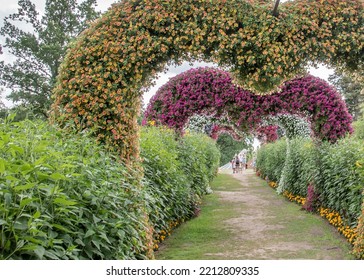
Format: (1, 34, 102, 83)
(212, 169, 352, 259)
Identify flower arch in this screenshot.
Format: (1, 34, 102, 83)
(257, 114, 312, 143)
(51, 0, 363, 162)
(144, 67, 353, 142)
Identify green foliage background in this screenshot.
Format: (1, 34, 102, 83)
(216, 133, 251, 165)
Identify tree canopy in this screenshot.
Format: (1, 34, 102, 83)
(329, 71, 364, 121)
(0, 0, 101, 117)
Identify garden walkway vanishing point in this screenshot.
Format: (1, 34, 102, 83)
(156, 169, 353, 260)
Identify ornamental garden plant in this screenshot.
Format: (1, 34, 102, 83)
(256, 120, 364, 258)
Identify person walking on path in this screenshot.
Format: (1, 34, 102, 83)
(231, 154, 240, 174)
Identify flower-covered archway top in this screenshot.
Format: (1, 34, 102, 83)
(144, 67, 353, 142)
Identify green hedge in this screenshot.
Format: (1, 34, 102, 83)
(0, 119, 220, 259)
(0, 118, 147, 260)
(281, 138, 316, 198)
(256, 119, 364, 251)
(318, 138, 364, 226)
(257, 135, 364, 226)
(141, 127, 220, 238)
(256, 138, 286, 182)
(353, 118, 364, 140)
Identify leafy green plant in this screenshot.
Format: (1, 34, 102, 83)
(0, 118, 148, 259)
(281, 137, 316, 197)
(318, 138, 364, 226)
(140, 126, 192, 235)
(353, 118, 364, 140)
(256, 138, 287, 182)
(140, 126, 220, 243)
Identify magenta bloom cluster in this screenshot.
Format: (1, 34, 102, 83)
(144, 67, 353, 142)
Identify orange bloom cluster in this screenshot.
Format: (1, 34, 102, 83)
(268, 181, 278, 189)
(353, 196, 364, 259)
(283, 190, 306, 205)
(319, 207, 357, 245)
(153, 220, 183, 251)
(282, 189, 358, 245)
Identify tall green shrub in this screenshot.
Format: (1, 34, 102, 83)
(256, 134, 364, 233)
(140, 127, 220, 235)
(353, 118, 364, 140)
(256, 138, 286, 182)
(0, 119, 221, 259)
(140, 127, 192, 234)
(0, 118, 148, 260)
(281, 138, 316, 197)
(318, 138, 364, 226)
(180, 132, 221, 188)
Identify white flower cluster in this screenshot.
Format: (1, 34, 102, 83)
(185, 114, 247, 139)
(261, 114, 311, 139)
(184, 114, 214, 134)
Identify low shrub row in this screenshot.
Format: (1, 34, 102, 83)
(256, 119, 364, 258)
(0, 118, 220, 259)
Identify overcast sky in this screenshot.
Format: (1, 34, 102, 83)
(0, 0, 333, 107)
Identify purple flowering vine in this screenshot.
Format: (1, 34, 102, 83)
(144, 67, 353, 142)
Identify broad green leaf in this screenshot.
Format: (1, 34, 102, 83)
(54, 197, 77, 206)
(5, 175, 18, 182)
(75, 238, 85, 246)
(51, 223, 72, 233)
(14, 183, 36, 191)
(36, 171, 50, 180)
(91, 239, 101, 250)
(93, 215, 101, 224)
(50, 173, 67, 181)
(9, 144, 24, 155)
(20, 198, 37, 208)
(44, 250, 59, 260)
(85, 229, 95, 238)
(117, 230, 125, 240)
(0, 158, 5, 173)
(4, 193, 12, 206)
(14, 219, 28, 230)
(33, 211, 41, 219)
(20, 244, 38, 251)
(34, 246, 45, 259)
(99, 232, 111, 244)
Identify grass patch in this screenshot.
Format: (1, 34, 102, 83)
(210, 173, 245, 191)
(155, 174, 242, 260)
